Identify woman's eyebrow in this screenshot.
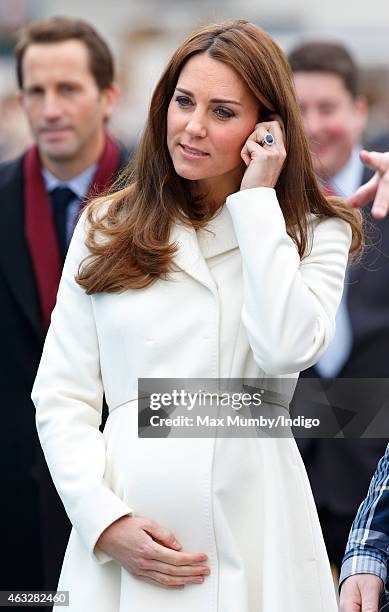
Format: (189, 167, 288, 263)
(175, 87, 242, 106)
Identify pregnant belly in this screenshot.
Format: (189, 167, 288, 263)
(103, 400, 216, 552)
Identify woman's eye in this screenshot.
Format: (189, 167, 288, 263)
(214, 107, 235, 120)
(175, 96, 193, 107)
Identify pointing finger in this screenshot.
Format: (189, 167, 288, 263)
(360, 150, 389, 174)
(347, 173, 379, 209)
(371, 175, 389, 219)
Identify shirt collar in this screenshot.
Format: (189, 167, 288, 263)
(331, 146, 365, 197)
(42, 163, 98, 200)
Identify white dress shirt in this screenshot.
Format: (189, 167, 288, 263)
(315, 146, 364, 377)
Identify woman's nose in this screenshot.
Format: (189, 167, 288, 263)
(185, 113, 207, 138)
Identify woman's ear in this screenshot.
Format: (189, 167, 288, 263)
(257, 108, 271, 123)
(256, 110, 286, 140)
(258, 108, 279, 124)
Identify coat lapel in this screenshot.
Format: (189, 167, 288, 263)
(170, 221, 217, 293)
(170, 205, 238, 293)
(196, 204, 239, 259)
(0, 156, 43, 339)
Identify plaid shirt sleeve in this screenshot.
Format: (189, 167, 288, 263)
(339, 443, 389, 587)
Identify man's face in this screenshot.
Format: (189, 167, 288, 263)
(20, 39, 117, 168)
(293, 71, 367, 179)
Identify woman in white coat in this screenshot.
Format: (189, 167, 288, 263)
(32, 20, 362, 612)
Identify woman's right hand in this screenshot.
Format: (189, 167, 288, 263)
(96, 515, 210, 589)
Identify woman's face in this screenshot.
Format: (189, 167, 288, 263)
(167, 53, 260, 201)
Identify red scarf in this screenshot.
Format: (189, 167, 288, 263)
(24, 133, 121, 331)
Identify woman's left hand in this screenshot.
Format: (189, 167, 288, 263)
(240, 118, 286, 191)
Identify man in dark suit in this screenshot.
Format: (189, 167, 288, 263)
(288, 41, 389, 573)
(0, 16, 129, 598)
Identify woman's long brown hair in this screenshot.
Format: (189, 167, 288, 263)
(76, 20, 362, 294)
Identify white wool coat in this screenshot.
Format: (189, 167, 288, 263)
(32, 187, 351, 611)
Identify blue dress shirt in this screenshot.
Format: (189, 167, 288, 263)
(42, 164, 97, 247)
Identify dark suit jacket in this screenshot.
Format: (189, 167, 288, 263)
(0, 147, 129, 594)
(294, 138, 389, 516)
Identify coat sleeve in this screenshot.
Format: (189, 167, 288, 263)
(226, 187, 352, 375)
(31, 211, 133, 563)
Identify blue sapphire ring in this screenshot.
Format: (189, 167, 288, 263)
(261, 132, 275, 146)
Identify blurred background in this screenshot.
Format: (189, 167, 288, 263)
(1, 0, 389, 159)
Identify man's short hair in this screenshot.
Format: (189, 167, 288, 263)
(15, 16, 115, 90)
(288, 41, 359, 97)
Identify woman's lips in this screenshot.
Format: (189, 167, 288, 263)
(179, 143, 209, 159)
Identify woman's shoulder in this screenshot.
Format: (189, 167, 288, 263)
(66, 197, 115, 266)
(83, 195, 115, 225)
(303, 212, 352, 261)
(77, 192, 125, 241)
(306, 211, 352, 240)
